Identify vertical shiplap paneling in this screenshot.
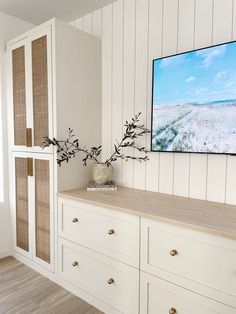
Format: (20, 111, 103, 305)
(145, 0, 163, 192)
(206, 0, 232, 203)
(173, 153, 190, 197)
(122, 0, 136, 187)
(207, 155, 227, 202)
(112, 0, 124, 185)
(233, 0, 236, 40)
(102, 4, 113, 162)
(133, 0, 149, 189)
(173, 0, 195, 197)
(83, 13, 93, 34)
(159, 153, 174, 194)
(72, 0, 236, 205)
(226, 156, 236, 204)
(226, 0, 236, 205)
(159, 0, 178, 194)
(194, 0, 213, 48)
(189, 154, 208, 200)
(189, 0, 213, 200)
(178, 0, 195, 52)
(92, 9, 102, 38)
(162, 0, 179, 55)
(74, 18, 84, 31)
(213, 0, 233, 44)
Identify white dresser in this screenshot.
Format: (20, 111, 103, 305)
(57, 188, 236, 314)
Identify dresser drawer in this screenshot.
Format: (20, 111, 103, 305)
(141, 218, 236, 301)
(58, 238, 139, 314)
(140, 271, 235, 314)
(58, 197, 139, 267)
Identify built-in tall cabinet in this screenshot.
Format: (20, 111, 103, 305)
(7, 19, 101, 271)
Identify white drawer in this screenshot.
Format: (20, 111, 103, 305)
(58, 238, 139, 314)
(58, 197, 139, 267)
(140, 271, 235, 314)
(141, 218, 236, 305)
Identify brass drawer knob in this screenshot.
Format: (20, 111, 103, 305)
(108, 229, 115, 235)
(169, 308, 177, 314)
(72, 218, 79, 223)
(170, 249, 178, 256)
(108, 278, 114, 285)
(72, 261, 79, 267)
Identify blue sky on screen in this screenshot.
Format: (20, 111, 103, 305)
(153, 42, 236, 106)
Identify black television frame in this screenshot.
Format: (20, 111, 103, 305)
(150, 40, 236, 156)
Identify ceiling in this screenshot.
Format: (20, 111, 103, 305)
(0, 0, 115, 25)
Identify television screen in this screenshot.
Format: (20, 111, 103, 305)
(151, 41, 236, 154)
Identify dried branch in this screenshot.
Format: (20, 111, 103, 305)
(42, 113, 150, 167)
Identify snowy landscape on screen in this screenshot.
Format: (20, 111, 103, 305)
(152, 42, 236, 154)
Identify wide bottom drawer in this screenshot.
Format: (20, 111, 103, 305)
(58, 237, 139, 314)
(140, 271, 235, 314)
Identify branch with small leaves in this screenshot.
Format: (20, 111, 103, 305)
(42, 112, 150, 167)
(105, 112, 150, 165)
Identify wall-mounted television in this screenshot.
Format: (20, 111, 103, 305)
(151, 41, 236, 155)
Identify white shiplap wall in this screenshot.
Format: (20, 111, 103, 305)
(71, 0, 236, 205)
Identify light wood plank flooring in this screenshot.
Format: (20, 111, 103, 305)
(0, 257, 103, 314)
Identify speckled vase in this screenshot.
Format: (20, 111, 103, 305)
(92, 163, 114, 184)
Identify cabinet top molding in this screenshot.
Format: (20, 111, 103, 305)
(58, 187, 236, 240)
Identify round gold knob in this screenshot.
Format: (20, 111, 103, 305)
(169, 308, 177, 314)
(108, 229, 115, 235)
(72, 261, 79, 267)
(170, 249, 178, 256)
(108, 278, 114, 285)
(72, 218, 79, 223)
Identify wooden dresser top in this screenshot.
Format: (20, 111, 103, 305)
(58, 187, 236, 240)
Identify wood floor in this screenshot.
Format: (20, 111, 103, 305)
(0, 257, 103, 314)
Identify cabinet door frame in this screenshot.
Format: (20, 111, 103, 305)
(31, 152, 54, 271)
(11, 152, 34, 259)
(11, 152, 54, 271)
(7, 39, 31, 152)
(7, 26, 53, 154)
(28, 26, 53, 154)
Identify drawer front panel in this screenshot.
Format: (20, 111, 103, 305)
(141, 218, 236, 298)
(58, 198, 139, 267)
(58, 238, 139, 314)
(140, 271, 235, 314)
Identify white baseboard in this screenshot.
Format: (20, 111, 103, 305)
(0, 249, 11, 259)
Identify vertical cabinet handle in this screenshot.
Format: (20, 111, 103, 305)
(27, 158, 33, 176)
(26, 128, 33, 147)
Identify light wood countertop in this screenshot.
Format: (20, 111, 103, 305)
(58, 187, 236, 240)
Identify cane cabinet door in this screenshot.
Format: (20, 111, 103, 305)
(14, 155, 31, 258)
(12, 152, 54, 271)
(34, 154, 54, 270)
(8, 27, 53, 153)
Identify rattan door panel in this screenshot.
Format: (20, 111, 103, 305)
(35, 159, 50, 263)
(32, 35, 49, 147)
(12, 47, 27, 146)
(15, 157, 29, 252)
